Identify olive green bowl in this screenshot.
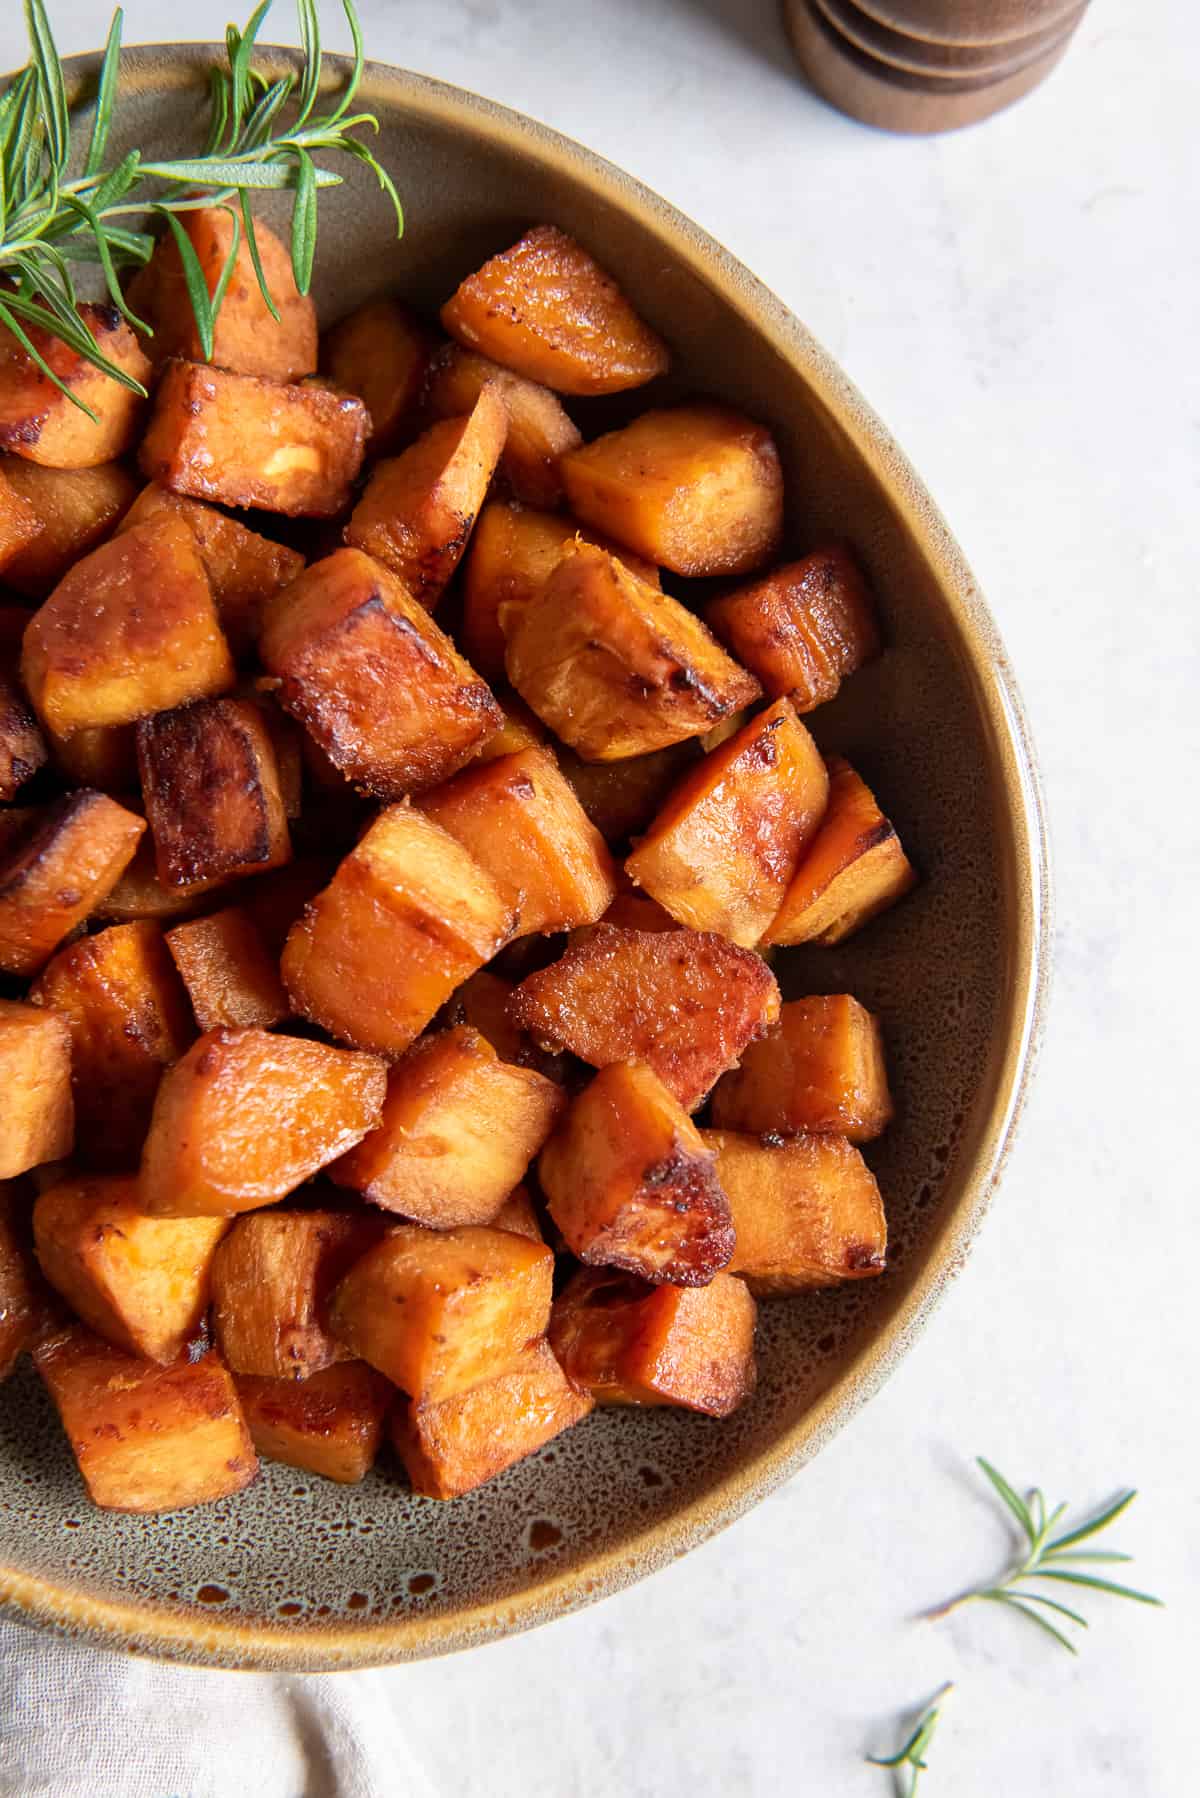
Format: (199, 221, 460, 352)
(0, 45, 1051, 1670)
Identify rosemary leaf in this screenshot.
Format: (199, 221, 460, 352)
(84, 9, 124, 178)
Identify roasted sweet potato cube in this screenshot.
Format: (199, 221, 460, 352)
(539, 1063, 733, 1285)
(139, 1027, 387, 1217)
(21, 516, 234, 737)
(329, 1223, 554, 1402)
(562, 405, 784, 578)
(0, 667, 46, 800)
(439, 969, 560, 1076)
(331, 1026, 564, 1227)
(549, 1267, 756, 1415)
(506, 542, 760, 761)
(0, 304, 150, 469)
(710, 995, 892, 1141)
(0, 462, 39, 569)
(490, 1183, 544, 1243)
(707, 546, 881, 712)
(281, 806, 513, 1057)
(321, 297, 433, 450)
(625, 698, 829, 947)
(211, 1210, 386, 1379)
(0, 791, 145, 975)
(419, 747, 617, 937)
(136, 697, 291, 889)
(555, 739, 697, 846)
(344, 390, 507, 608)
(32, 1174, 228, 1362)
(763, 755, 917, 947)
(0, 1180, 46, 1380)
(476, 694, 547, 762)
(703, 1130, 887, 1293)
(29, 921, 193, 1168)
(426, 344, 582, 508)
(0, 1002, 73, 1179)
(166, 908, 288, 1032)
(260, 548, 501, 800)
(0, 460, 138, 600)
(140, 361, 368, 517)
(441, 226, 669, 395)
(511, 925, 780, 1111)
(95, 837, 221, 926)
(236, 1360, 394, 1483)
(34, 1328, 257, 1511)
(44, 722, 137, 792)
(393, 1336, 592, 1499)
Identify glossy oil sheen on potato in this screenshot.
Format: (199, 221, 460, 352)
(710, 994, 893, 1141)
(0, 791, 146, 976)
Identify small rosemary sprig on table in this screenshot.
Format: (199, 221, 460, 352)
(0, 0, 402, 412)
(866, 1681, 953, 1796)
(926, 1457, 1162, 1652)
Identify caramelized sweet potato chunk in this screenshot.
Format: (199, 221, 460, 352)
(321, 297, 433, 450)
(585, 890, 679, 936)
(441, 225, 669, 396)
(419, 746, 617, 936)
(0, 462, 39, 568)
(140, 361, 368, 517)
(137, 697, 291, 889)
(329, 1223, 554, 1402)
(556, 739, 699, 846)
(0, 666, 47, 800)
(236, 1361, 394, 1483)
(0, 1001, 73, 1179)
(426, 344, 582, 508)
(260, 548, 501, 799)
(0, 1180, 46, 1380)
(511, 926, 780, 1111)
(394, 1337, 592, 1499)
(710, 995, 892, 1141)
(707, 546, 880, 712)
(212, 1210, 385, 1379)
(281, 806, 513, 1057)
(0, 790, 145, 975)
(625, 698, 829, 947)
(331, 1026, 564, 1227)
(33, 1174, 228, 1362)
(34, 1328, 257, 1511)
(29, 921, 193, 1168)
(476, 694, 547, 762)
(166, 907, 288, 1031)
(343, 390, 507, 608)
(505, 542, 760, 761)
(703, 1130, 887, 1293)
(763, 755, 917, 946)
(139, 1027, 386, 1217)
(0, 460, 137, 599)
(549, 1267, 756, 1416)
(0, 304, 150, 468)
(562, 405, 784, 578)
(21, 516, 234, 737)
(94, 837, 221, 925)
(490, 1183, 544, 1243)
(440, 969, 555, 1073)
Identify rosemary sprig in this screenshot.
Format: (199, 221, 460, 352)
(0, 0, 402, 413)
(866, 1682, 953, 1797)
(926, 1457, 1162, 1652)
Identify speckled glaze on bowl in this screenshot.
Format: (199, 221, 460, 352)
(0, 47, 1050, 1670)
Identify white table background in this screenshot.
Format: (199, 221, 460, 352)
(2, 3, 1195, 1793)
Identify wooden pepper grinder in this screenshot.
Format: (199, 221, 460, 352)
(783, 0, 1091, 133)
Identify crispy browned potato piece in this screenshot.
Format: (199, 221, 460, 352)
(0, 304, 150, 468)
(236, 1361, 394, 1483)
(136, 696, 291, 889)
(140, 361, 368, 517)
(94, 837, 223, 926)
(393, 1336, 592, 1499)
(441, 226, 669, 395)
(21, 516, 234, 737)
(282, 806, 513, 1058)
(117, 484, 304, 656)
(426, 344, 582, 508)
(331, 1026, 565, 1228)
(710, 995, 892, 1141)
(0, 1002, 73, 1179)
(625, 698, 829, 947)
(131, 206, 317, 381)
(34, 1328, 257, 1511)
(44, 722, 137, 792)
(511, 925, 780, 1111)
(321, 297, 434, 450)
(490, 1183, 544, 1243)
(419, 746, 618, 937)
(763, 755, 917, 946)
(0, 462, 39, 568)
(562, 405, 784, 577)
(211, 1210, 386, 1379)
(139, 1027, 386, 1217)
(0, 461, 137, 599)
(30, 921, 194, 1168)
(538, 1063, 733, 1285)
(0, 791, 146, 976)
(0, 666, 47, 801)
(32, 1174, 228, 1363)
(549, 1267, 756, 1415)
(166, 908, 288, 1032)
(702, 1130, 886, 1293)
(329, 1223, 554, 1402)
(556, 739, 699, 846)
(344, 390, 507, 608)
(0, 1180, 46, 1380)
(707, 546, 881, 712)
(505, 542, 761, 761)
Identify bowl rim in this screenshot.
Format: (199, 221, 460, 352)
(0, 43, 1053, 1671)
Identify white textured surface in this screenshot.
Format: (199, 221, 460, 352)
(1, 3, 1196, 1793)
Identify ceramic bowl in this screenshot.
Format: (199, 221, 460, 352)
(0, 46, 1050, 1669)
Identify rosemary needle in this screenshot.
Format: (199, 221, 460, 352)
(866, 1681, 953, 1797)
